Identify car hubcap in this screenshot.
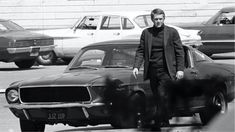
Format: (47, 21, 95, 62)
(42, 52, 53, 60)
(212, 93, 226, 114)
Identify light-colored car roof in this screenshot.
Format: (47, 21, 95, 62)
(80, 11, 150, 18)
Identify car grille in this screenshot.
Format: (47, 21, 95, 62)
(14, 39, 53, 47)
(19, 86, 91, 103)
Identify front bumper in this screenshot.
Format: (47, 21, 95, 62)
(6, 45, 55, 54)
(6, 102, 109, 123)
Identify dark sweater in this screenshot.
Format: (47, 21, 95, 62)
(149, 25, 165, 68)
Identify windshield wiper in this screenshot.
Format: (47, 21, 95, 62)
(104, 65, 131, 68)
(69, 66, 98, 70)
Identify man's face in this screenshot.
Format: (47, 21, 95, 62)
(152, 14, 165, 28)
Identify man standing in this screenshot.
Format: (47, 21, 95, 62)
(133, 8, 185, 129)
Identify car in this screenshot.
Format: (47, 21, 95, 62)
(179, 6, 235, 56)
(5, 39, 234, 131)
(0, 19, 54, 68)
(32, 11, 201, 65)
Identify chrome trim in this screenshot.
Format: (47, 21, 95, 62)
(6, 45, 54, 54)
(39, 45, 55, 52)
(5, 102, 105, 109)
(201, 39, 235, 43)
(23, 109, 30, 120)
(18, 85, 92, 104)
(82, 107, 89, 119)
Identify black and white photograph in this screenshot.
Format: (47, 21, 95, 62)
(0, 0, 234, 131)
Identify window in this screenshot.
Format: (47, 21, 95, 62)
(73, 49, 105, 67)
(121, 17, 134, 29)
(77, 16, 99, 30)
(134, 15, 152, 28)
(0, 24, 7, 31)
(110, 47, 136, 66)
(100, 16, 121, 30)
(192, 50, 213, 63)
(216, 12, 235, 25)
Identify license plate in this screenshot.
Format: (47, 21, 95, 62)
(47, 110, 66, 120)
(30, 47, 40, 56)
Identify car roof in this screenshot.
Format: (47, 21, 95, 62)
(83, 39, 193, 50)
(80, 11, 150, 18)
(220, 6, 235, 13)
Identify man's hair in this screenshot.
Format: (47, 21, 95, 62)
(151, 8, 165, 20)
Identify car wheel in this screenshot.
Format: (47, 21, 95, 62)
(20, 119, 45, 132)
(111, 92, 145, 129)
(36, 51, 57, 65)
(200, 91, 227, 125)
(15, 59, 35, 69)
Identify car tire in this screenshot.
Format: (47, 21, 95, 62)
(20, 119, 45, 132)
(15, 59, 35, 69)
(111, 92, 145, 129)
(36, 51, 57, 65)
(200, 91, 227, 125)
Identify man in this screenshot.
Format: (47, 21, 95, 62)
(133, 8, 185, 129)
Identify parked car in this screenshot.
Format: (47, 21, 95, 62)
(0, 19, 54, 68)
(32, 11, 201, 65)
(179, 6, 235, 56)
(5, 39, 234, 131)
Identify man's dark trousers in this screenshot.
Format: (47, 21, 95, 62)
(149, 64, 171, 126)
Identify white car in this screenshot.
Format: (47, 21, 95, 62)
(33, 11, 201, 65)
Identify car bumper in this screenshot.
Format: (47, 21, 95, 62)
(6, 45, 55, 54)
(6, 102, 109, 122)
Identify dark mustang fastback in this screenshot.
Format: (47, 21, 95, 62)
(179, 6, 235, 56)
(5, 39, 234, 131)
(0, 19, 54, 68)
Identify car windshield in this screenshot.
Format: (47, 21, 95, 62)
(69, 45, 137, 70)
(0, 20, 24, 31)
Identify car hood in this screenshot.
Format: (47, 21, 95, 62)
(19, 68, 134, 88)
(0, 30, 51, 40)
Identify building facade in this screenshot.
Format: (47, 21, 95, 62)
(0, 0, 234, 29)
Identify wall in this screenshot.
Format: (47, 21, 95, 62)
(0, 0, 234, 29)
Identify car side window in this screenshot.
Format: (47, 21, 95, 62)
(134, 15, 152, 28)
(74, 49, 105, 67)
(216, 12, 235, 25)
(192, 50, 213, 64)
(121, 17, 134, 30)
(110, 47, 135, 66)
(77, 16, 99, 30)
(100, 16, 121, 30)
(0, 24, 7, 31)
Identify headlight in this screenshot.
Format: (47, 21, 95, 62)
(6, 89, 19, 103)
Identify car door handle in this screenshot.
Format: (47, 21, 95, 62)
(113, 32, 120, 35)
(87, 33, 94, 36)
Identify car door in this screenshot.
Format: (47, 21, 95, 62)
(120, 17, 142, 39)
(95, 15, 122, 42)
(200, 12, 235, 54)
(63, 15, 100, 57)
(213, 12, 235, 52)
